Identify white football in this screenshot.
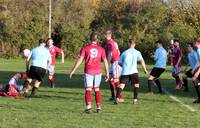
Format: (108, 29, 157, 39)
(23, 49, 30, 57)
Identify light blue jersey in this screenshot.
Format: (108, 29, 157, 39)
(154, 47, 167, 69)
(28, 46, 51, 69)
(119, 48, 143, 75)
(188, 51, 198, 69)
(197, 48, 200, 60)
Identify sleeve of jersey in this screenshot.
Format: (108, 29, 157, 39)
(79, 48, 85, 58)
(55, 47, 62, 54)
(138, 52, 143, 61)
(178, 49, 183, 57)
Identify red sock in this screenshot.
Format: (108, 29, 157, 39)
(85, 90, 92, 107)
(95, 91, 101, 109)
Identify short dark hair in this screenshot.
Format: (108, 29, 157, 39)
(46, 38, 53, 43)
(155, 40, 163, 45)
(173, 39, 180, 43)
(129, 38, 136, 44)
(39, 39, 45, 45)
(90, 32, 99, 42)
(187, 43, 194, 48)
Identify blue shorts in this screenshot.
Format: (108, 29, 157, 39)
(48, 65, 55, 76)
(172, 67, 181, 75)
(110, 61, 121, 79)
(84, 73, 102, 88)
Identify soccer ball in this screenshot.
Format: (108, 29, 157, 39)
(23, 49, 30, 58)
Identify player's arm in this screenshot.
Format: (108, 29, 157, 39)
(69, 57, 84, 79)
(26, 52, 32, 73)
(140, 59, 148, 74)
(103, 58, 109, 82)
(61, 50, 65, 63)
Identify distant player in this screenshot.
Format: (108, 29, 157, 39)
(0, 73, 27, 97)
(147, 40, 167, 94)
(23, 39, 51, 97)
(105, 30, 124, 102)
(168, 40, 174, 65)
(182, 43, 199, 92)
(47, 38, 65, 88)
(114, 39, 148, 104)
(171, 40, 183, 90)
(69, 32, 109, 113)
(192, 38, 200, 103)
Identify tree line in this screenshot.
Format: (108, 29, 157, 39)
(0, 0, 200, 61)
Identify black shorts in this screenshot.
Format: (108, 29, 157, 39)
(120, 73, 139, 85)
(185, 69, 193, 78)
(193, 66, 200, 80)
(150, 67, 165, 78)
(28, 66, 46, 82)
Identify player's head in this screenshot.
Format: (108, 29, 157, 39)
(129, 38, 136, 48)
(90, 32, 99, 43)
(22, 49, 30, 58)
(173, 39, 180, 47)
(4, 84, 10, 92)
(187, 43, 194, 52)
(39, 39, 46, 47)
(194, 37, 200, 48)
(155, 40, 163, 48)
(105, 30, 112, 40)
(46, 38, 54, 47)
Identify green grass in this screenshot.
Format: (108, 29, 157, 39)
(0, 58, 200, 128)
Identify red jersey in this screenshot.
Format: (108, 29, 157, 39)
(79, 43, 106, 75)
(172, 47, 182, 66)
(106, 39, 120, 62)
(49, 45, 62, 66)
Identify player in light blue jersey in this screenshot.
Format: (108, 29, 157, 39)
(23, 39, 51, 98)
(182, 43, 199, 92)
(192, 38, 200, 103)
(114, 39, 148, 104)
(147, 40, 167, 94)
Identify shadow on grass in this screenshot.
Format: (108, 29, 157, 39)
(0, 71, 197, 99)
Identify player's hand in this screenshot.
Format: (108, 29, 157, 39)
(144, 69, 148, 74)
(69, 71, 74, 79)
(62, 59, 64, 63)
(105, 74, 109, 82)
(175, 64, 179, 68)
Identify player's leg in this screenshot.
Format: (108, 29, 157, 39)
(23, 78, 32, 97)
(182, 69, 192, 92)
(84, 74, 93, 113)
(94, 74, 102, 112)
(131, 73, 139, 104)
(192, 78, 200, 103)
(109, 78, 115, 101)
(48, 65, 55, 88)
(114, 75, 128, 104)
(172, 67, 182, 90)
(29, 67, 46, 97)
(147, 68, 157, 93)
(113, 62, 124, 102)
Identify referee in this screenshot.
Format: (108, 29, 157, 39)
(23, 39, 51, 97)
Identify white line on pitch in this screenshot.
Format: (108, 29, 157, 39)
(162, 88, 197, 112)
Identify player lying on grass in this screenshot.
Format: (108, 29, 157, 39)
(69, 32, 109, 113)
(0, 73, 27, 97)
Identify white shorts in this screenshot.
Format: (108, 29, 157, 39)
(84, 73, 102, 88)
(110, 61, 121, 79)
(48, 65, 55, 76)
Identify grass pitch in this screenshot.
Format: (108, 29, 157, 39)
(0, 58, 200, 128)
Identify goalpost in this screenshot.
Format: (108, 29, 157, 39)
(48, 0, 51, 38)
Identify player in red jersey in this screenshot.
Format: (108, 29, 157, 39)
(69, 32, 109, 113)
(105, 30, 124, 102)
(0, 73, 27, 97)
(171, 40, 183, 90)
(47, 38, 65, 88)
